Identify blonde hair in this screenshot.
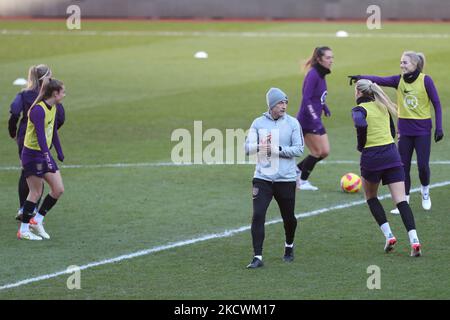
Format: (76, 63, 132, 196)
(24, 64, 51, 92)
(356, 79, 398, 117)
(402, 51, 426, 72)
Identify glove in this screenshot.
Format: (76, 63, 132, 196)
(348, 75, 360, 86)
(44, 152, 55, 172)
(323, 105, 331, 117)
(57, 152, 65, 162)
(434, 130, 444, 142)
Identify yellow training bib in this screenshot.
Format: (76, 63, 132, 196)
(397, 73, 432, 119)
(360, 101, 394, 148)
(24, 101, 56, 151)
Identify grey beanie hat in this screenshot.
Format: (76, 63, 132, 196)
(266, 87, 288, 109)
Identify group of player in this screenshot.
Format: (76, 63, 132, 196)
(7, 49, 443, 268)
(245, 46, 443, 268)
(8, 64, 67, 240)
(301, 47, 444, 252)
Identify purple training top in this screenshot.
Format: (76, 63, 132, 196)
(357, 72, 443, 136)
(297, 64, 331, 134)
(8, 89, 65, 156)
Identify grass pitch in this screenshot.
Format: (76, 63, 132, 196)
(0, 19, 449, 299)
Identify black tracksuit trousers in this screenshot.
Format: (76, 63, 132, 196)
(251, 178, 297, 256)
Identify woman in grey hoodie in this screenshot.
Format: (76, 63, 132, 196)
(244, 88, 304, 269)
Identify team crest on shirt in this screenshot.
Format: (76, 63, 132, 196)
(403, 94, 419, 110)
(252, 187, 259, 198)
(320, 90, 328, 105)
(36, 163, 43, 171)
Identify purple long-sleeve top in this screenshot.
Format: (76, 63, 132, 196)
(23, 103, 63, 164)
(8, 89, 65, 155)
(357, 73, 443, 136)
(297, 64, 330, 132)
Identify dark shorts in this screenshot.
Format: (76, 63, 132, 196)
(361, 166, 405, 186)
(21, 148, 58, 178)
(302, 127, 327, 135)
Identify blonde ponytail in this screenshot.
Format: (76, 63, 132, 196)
(416, 52, 426, 72)
(24, 64, 51, 92)
(370, 83, 398, 117)
(356, 79, 398, 118)
(25, 66, 39, 91)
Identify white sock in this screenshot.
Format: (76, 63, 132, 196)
(408, 230, 420, 244)
(34, 213, 44, 224)
(285, 242, 294, 248)
(20, 223, 30, 233)
(406, 195, 410, 203)
(380, 222, 394, 239)
(254, 255, 262, 261)
(421, 185, 429, 196)
(300, 179, 308, 184)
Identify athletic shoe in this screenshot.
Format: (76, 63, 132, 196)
(29, 218, 50, 239)
(421, 193, 431, 210)
(17, 230, 42, 241)
(246, 257, 264, 269)
(390, 208, 400, 215)
(384, 237, 397, 253)
(298, 180, 319, 191)
(283, 246, 294, 262)
(410, 243, 422, 257)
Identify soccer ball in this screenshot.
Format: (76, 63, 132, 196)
(340, 173, 362, 193)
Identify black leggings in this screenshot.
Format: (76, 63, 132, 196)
(18, 169, 29, 207)
(18, 169, 43, 209)
(398, 134, 431, 195)
(251, 179, 297, 256)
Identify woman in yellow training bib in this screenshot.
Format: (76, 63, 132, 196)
(18, 78, 66, 241)
(351, 79, 422, 257)
(349, 51, 444, 213)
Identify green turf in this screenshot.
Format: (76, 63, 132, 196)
(0, 20, 449, 299)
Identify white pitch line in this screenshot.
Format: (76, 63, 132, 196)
(1, 180, 449, 291)
(1, 29, 450, 39)
(1, 160, 450, 171)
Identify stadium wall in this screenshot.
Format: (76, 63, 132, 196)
(0, 0, 449, 20)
